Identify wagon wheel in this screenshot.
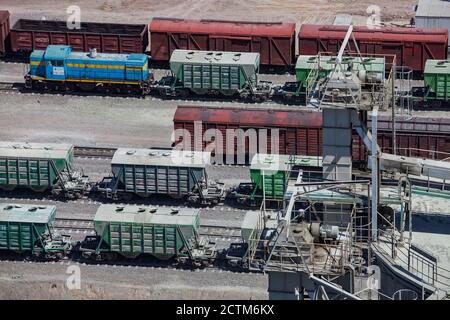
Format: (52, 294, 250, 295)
(30, 185, 48, 193)
(120, 252, 141, 259)
(177, 88, 190, 98)
(54, 252, 64, 261)
(0, 185, 16, 191)
(220, 90, 236, 97)
(104, 252, 118, 261)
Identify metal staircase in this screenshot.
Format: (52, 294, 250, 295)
(372, 224, 450, 300)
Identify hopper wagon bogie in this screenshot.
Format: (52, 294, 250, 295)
(0, 142, 90, 198)
(0, 203, 71, 259)
(94, 148, 225, 206)
(79, 204, 216, 267)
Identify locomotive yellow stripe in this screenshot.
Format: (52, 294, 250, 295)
(30, 61, 144, 70)
(30, 76, 141, 85)
(66, 63, 144, 70)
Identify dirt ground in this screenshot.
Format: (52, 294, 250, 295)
(0, 261, 268, 299)
(0, 0, 417, 26)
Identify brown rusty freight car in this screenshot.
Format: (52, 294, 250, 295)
(10, 19, 148, 54)
(149, 18, 296, 68)
(0, 10, 10, 56)
(173, 105, 450, 164)
(298, 24, 448, 73)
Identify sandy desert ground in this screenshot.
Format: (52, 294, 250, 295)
(0, 0, 417, 26)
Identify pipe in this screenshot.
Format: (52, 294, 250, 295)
(309, 274, 362, 300)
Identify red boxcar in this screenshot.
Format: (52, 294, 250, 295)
(0, 10, 10, 56)
(298, 24, 448, 72)
(173, 106, 450, 164)
(10, 19, 148, 54)
(149, 18, 296, 68)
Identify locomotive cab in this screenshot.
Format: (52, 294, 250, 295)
(43, 45, 70, 81)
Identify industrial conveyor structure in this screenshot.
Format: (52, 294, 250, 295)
(263, 25, 450, 300)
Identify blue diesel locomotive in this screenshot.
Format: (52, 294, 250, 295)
(25, 45, 153, 95)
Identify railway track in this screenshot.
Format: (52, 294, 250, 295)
(74, 146, 117, 159)
(198, 225, 243, 240)
(53, 217, 95, 234)
(0, 81, 18, 92)
(54, 217, 243, 241)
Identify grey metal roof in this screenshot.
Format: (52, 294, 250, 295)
(250, 153, 323, 171)
(111, 148, 211, 168)
(425, 59, 450, 74)
(0, 203, 55, 224)
(0, 142, 73, 159)
(170, 49, 260, 66)
(416, 0, 450, 18)
(250, 153, 293, 171)
(69, 51, 147, 64)
(94, 204, 199, 226)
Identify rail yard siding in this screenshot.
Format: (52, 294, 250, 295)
(10, 19, 148, 54)
(150, 18, 296, 67)
(298, 24, 448, 72)
(173, 106, 450, 163)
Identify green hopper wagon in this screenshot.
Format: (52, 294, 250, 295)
(0, 142, 89, 198)
(0, 203, 71, 259)
(95, 148, 224, 205)
(154, 49, 272, 101)
(276, 55, 385, 100)
(424, 60, 450, 104)
(232, 153, 322, 206)
(80, 204, 216, 266)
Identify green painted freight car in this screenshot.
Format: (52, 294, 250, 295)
(249, 153, 293, 201)
(296, 55, 385, 92)
(80, 204, 216, 266)
(276, 55, 385, 100)
(0, 142, 89, 198)
(0, 203, 71, 258)
(232, 154, 323, 206)
(154, 49, 271, 101)
(96, 149, 224, 205)
(424, 60, 450, 102)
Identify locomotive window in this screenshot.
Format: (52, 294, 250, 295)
(50, 60, 64, 67)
